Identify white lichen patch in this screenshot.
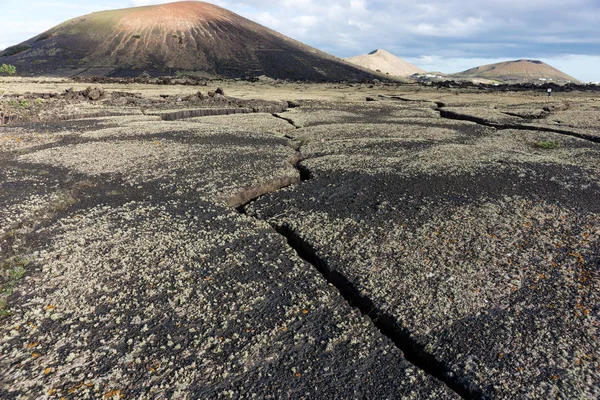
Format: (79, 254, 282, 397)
(78, 115, 295, 142)
(188, 114, 296, 136)
(18, 139, 298, 203)
(543, 105, 600, 130)
(442, 107, 523, 125)
(0, 126, 72, 152)
(20, 140, 191, 175)
(85, 115, 163, 125)
(0, 201, 451, 398)
(406, 129, 600, 177)
(298, 122, 461, 146)
(79, 119, 211, 139)
(281, 107, 363, 128)
(0, 189, 75, 238)
(388, 108, 440, 119)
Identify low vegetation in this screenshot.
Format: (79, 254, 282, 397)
(0, 63, 16, 76)
(2, 44, 31, 57)
(0, 256, 31, 318)
(1, 101, 33, 124)
(8, 99, 29, 109)
(536, 140, 560, 149)
(1, 64, 17, 123)
(34, 32, 53, 42)
(0, 65, 51, 125)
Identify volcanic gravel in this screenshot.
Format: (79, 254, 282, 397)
(247, 98, 600, 398)
(0, 104, 456, 398)
(1, 90, 599, 399)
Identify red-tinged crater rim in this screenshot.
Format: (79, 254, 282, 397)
(119, 1, 234, 27)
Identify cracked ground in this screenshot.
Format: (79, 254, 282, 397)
(1, 81, 599, 399)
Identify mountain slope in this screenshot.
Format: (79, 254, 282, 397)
(344, 49, 425, 77)
(0, 1, 379, 81)
(452, 59, 579, 83)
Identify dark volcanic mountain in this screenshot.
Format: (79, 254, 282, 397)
(0, 1, 379, 81)
(452, 59, 579, 83)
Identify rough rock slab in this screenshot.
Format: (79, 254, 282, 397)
(1, 199, 454, 399)
(247, 101, 600, 398)
(0, 110, 455, 398)
(434, 101, 600, 142)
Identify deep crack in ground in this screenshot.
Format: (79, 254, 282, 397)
(233, 112, 482, 399)
(437, 107, 600, 144)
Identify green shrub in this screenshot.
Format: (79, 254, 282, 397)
(0, 64, 17, 75)
(7, 99, 29, 109)
(1, 256, 31, 318)
(0, 305, 9, 318)
(2, 44, 31, 57)
(34, 32, 53, 42)
(536, 140, 560, 149)
(132, 34, 141, 39)
(1, 256, 30, 292)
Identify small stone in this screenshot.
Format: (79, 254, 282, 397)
(87, 88, 103, 101)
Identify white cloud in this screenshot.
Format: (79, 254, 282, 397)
(30, 2, 80, 8)
(415, 55, 440, 65)
(348, 20, 371, 31)
(128, 0, 171, 6)
(281, 0, 315, 9)
(295, 15, 319, 35)
(349, 0, 367, 10)
(534, 36, 600, 44)
(410, 17, 485, 37)
(254, 12, 282, 30)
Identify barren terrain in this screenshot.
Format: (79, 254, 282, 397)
(0, 78, 598, 399)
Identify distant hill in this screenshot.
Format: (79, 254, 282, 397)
(452, 59, 579, 83)
(0, 1, 380, 81)
(344, 49, 425, 77)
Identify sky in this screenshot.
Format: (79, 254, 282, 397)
(1, 0, 599, 82)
